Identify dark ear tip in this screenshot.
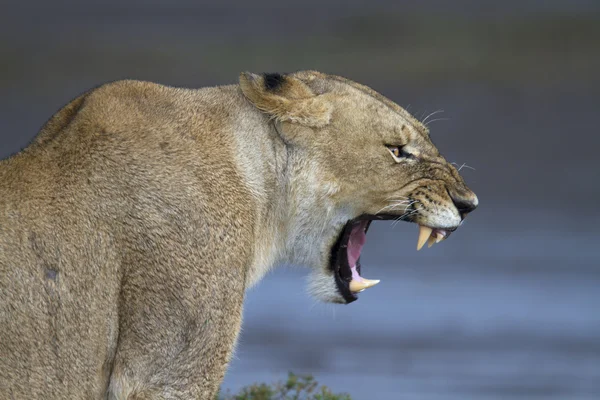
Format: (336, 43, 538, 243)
(263, 72, 285, 91)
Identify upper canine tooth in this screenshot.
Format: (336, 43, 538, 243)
(417, 226, 433, 251)
(427, 235, 436, 248)
(349, 278, 380, 293)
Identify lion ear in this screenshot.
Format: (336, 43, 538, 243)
(239, 72, 333, 128)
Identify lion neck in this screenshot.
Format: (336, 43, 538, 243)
(238, 121, 351, 288)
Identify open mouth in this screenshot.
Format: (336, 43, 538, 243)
(330, 215, 454, 303)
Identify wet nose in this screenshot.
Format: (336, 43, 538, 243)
(449, 187, 478, 218)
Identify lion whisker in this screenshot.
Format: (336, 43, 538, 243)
(424, 117, 450, 126)
(391, 206, 421, 228)
(421, 109, 444, 124)
(451, 162, 476, 171)
(375, 201, 412, 215)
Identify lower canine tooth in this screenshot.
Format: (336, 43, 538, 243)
(417, 226, 433, 251)
(349, 278, 380, 293)
(435, 233, 445, 243)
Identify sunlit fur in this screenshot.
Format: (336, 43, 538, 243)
(0, 71, 476, 398)
(239, 71, 477, 303)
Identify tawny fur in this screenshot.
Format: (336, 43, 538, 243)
(0, 71, 476, 399)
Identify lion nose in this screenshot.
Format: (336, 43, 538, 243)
(449, 187, 478, 218)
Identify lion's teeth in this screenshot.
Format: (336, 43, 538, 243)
(427, 235, 436, 248)
(417, 226, 433, 251)
(362, 278, 380, 286)
(435, 232, 445, 243)
(349, 278, 380, 293)
(349, 280, 366, 292)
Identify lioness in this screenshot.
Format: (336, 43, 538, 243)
(0, 71, 477, 399)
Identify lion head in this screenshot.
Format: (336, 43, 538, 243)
(240, 71, 478, 304)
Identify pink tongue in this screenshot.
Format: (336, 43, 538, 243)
(348, 221, 368, 281)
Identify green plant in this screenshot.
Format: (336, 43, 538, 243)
(218, 372, 351, 400)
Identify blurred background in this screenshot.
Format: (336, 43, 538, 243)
(1, 1, 599, 398)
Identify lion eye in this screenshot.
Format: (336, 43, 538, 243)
(387, 145, 412, 161)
